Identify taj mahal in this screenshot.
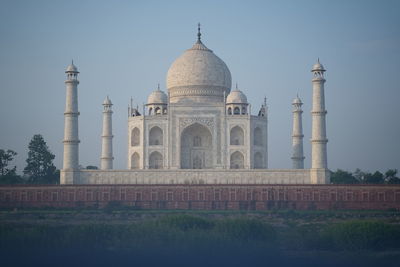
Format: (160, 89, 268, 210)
(60, 25, 330, 185)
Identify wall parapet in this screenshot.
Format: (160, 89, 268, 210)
(71, 169, 314, 185)
(1, 184, 399, 211)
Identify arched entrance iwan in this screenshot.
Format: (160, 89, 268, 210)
(180, 123, 213, 169)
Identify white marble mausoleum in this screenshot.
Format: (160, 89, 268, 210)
(60, 25, 330, 185)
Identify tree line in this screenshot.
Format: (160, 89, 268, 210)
(331, 168, 400, 184)
(0, 134, 59, 184)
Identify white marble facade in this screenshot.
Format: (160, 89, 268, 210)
(60, 26, 330, 185)
(127, 32, 268, 171)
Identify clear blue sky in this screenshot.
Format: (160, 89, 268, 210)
(0, 0, 399, 173)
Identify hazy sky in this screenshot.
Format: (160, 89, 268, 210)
(0, 0, 399, 174)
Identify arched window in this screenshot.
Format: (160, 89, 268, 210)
(241, 107, 246, 115)
(155, 107, 161, 115)
(227, 107, 232, 115)
(254, 152, 263, 169)
(131, 153, 140, 169)
(254, 127, 262, 146)
(163, 108, 167, 114)
(230, 126, 244, 146)
(230, 151, 244, 169)
(148, 108, 153, 115)
(193, 136, 202, 147)
(149, 151, 163, 169)
(234, 107, 240, 115)
(149, 126, 163, 146)
(131, 127, 140, 146)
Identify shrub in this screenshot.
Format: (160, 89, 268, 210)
(215, 218, 276, 243)
(320, 221, 400, 250)
(158, 214, 213, 231)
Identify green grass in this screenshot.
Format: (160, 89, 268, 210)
(1, 213, 400, 251)
(1, 211, 400, 266)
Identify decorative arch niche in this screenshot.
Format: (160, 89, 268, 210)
(149, 151, 163, 169)
(131, 152, 140, 169)
(131, 128, 140, 146)
(254, 152, 263, 169)
(230, 151, 244, 169)
(254, 127, 263, 146)
(149, 126, 163, 146)
(230, 126, 244, 145)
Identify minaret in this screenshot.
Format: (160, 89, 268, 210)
(310, 59, 329, 183)
(291, 95, 305, 169)
(101, 96, 114, 170)
(61, 61, 80, 184)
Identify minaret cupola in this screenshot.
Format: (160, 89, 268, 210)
(311, 58, 326, 78)
(226, 84, 248, 115)
(65, 61, 79, 81)
(146, 84, 168, 115)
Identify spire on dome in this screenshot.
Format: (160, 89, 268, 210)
(311, 58, 326, 72)
(197, 23, 201, 42)
(66, 60, 78, 73)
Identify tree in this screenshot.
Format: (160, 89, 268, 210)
(385, 169, 400, 184)
(353, 168, 365, 182)
(330, 169, 359, 184)
(363, 171, 384, 184)
(86, 165, 98, 170)
(23, 135, 58, 184)
(0, 149, 23, 184)
(0, 149, 17, 176)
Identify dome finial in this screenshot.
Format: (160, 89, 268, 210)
(157, 83, 160, 91)
(235, 82, 238, 90)
(197, 23, 201, 42)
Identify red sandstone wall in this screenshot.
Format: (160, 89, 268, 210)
(1, 184, 399, 210)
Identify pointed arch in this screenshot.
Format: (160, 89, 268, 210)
(254, 127, 263, 146)
(230, 126, 244, 145)
(131, 152, 140, 169)
(131, 127, 140, 146)
(254, 152, 263, 169)
(180, 123, 212, 169)
(149, 151, 163, 169)
(149, 126, 163, 146)
(230, 151, 244, 169)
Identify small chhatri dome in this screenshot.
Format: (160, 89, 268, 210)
(166, 24, 232, 103)
(311, 58, 325, 72)
(66, 60, 79, 73)
(147, 84, 168, 104)
(226, 84, 247, 104)
(103, 96, 112, 105)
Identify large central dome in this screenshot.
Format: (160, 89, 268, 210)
(166, 32, 232, 103)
